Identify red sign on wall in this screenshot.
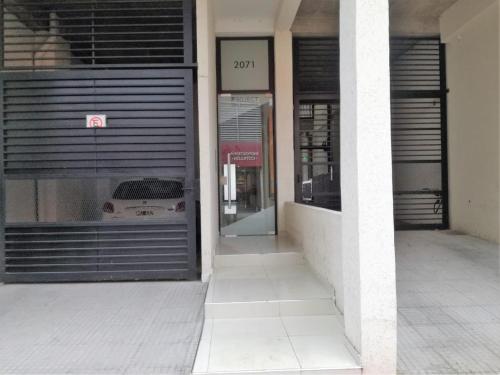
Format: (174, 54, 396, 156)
(220, 142, 262, 167)
(86, 114, 107, 128)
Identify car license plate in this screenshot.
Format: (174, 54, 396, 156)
(136, 210, 154, 216)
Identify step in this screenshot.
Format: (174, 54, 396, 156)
(194, 241, 361, 374)
(206, 260, 336, 319)
(214, 252, 305, 268)
(193, 315, 362, 375)
(217, 235, 302, 256)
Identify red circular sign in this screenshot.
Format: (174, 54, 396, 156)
(89, 116, 104, 128)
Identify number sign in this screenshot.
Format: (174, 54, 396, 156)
(220, 39, 270, 91)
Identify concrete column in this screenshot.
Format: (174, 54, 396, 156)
(196, 0, 218, 281)
(339, 0, 397, 373)
(274, 30, 295, 233)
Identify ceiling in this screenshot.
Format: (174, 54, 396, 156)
(214, 0, 282, 35)
(293, 0, 459, 36)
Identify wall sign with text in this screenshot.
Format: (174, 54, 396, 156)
(220, 39, 270, 92)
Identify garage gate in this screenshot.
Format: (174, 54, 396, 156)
(293, 37, 449, 230)
(0, 0, 197, 282)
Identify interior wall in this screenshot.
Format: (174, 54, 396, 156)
(197, 0, 219, 281)
(441, 0, 500, 243)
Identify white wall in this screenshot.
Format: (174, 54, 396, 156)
(275, 30, 295, 234)
(285, 202, 344, 312)
(197, 0, 219, 281)
(339, 0, 397, 372)
(441, 0, 500, 243)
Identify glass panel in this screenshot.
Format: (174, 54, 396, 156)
(5, 177, 186, 223)
(218, 94, 276, 236)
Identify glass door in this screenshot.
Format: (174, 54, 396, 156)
(218, 94, 276, 236)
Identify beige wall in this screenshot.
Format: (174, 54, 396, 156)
(442, 0, 500, 243)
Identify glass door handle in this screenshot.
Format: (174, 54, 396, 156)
(227, 153, 232, 209)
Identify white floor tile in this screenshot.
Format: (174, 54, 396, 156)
(213, 265, 267, 280)
(265, 264, 311, 279)
(196, 237, 359, 374)
(281, 315, 342, 337)
(212, 317, 287, 338)
(213, 278, 276, 303)
(205, 301, 280, 319)
(208, 336, 300, 372)
(279, 299, 335, 316)
(289, 335, 359, 370)
(271, 277, 331, 300)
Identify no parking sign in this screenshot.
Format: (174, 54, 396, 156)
(86, 114, 107, 128)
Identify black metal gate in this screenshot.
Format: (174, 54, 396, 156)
(293, 37, 449, 230)
(390, 38, 448, 229)
(0, 0, 197, 282)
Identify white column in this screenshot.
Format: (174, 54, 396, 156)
(339, 0, 397, 373)
(274, 29, 295, 234)
(197, 0, 218, 282)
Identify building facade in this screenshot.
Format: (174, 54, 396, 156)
(1, 0, 500, 373)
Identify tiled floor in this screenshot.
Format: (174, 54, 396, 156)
(195, 316, 359, 374)
(194, 236, 360, 375)
(396, 231, 500, 374)
(0, 282, 207, 375)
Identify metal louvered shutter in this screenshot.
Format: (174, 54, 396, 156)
(293, 37, 449, 230)
(0, 69, 197, 282)
(1, 0, 193, 69)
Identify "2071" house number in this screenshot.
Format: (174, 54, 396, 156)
(233, 60, 255, 69)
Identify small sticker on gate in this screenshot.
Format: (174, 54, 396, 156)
(86, 114, 107, 128)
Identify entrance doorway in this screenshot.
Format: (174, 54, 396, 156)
(216, 38, 276, 236)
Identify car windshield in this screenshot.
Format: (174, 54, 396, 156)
(113, 180, 184, 200)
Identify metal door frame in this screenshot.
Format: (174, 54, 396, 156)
(215, 37, 278, 236)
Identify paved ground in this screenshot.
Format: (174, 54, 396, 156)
(2, 231, 500, 375)
(0, 281, 207, 375)
(397, 231, 500, 374)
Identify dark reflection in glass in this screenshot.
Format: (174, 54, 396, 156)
(5, 177, 186, 223)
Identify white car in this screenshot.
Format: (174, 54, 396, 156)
(103, 178, 185, 220)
